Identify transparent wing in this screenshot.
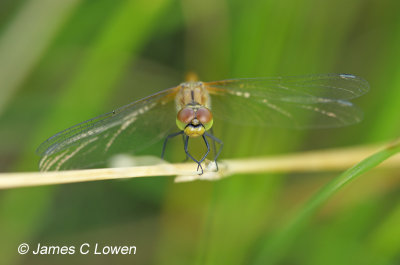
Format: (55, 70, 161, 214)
(206, 74, 369, 128)
(37, 87, 179, 171)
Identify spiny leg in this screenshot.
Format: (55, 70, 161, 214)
(209, 128, 218, 160)
(182, 134, 189, 161)
(199, 134, 210, 165)
(161, 131, 183, 159)
(184, 135, 204, 175)
(204, 132, 223, 160)
(204, 131, 223, 170)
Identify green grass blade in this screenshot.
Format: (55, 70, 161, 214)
(254, 140, 400, 265)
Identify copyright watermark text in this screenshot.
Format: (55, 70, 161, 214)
(17, 243, 136, 255)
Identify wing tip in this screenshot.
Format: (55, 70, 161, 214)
(339, 73, 370, 94)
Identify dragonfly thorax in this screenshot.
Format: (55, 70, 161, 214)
(175, 81, 211, 110)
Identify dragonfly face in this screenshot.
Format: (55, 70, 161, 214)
(176, 105, 213, 137)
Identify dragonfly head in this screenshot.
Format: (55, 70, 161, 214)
(176, 106, 213, 137)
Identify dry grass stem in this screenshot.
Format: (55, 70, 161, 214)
(0, 143, 399, 189)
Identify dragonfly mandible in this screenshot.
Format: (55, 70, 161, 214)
(37, 73, 369, 173)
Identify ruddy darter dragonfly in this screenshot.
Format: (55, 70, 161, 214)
(37, 74, 369, 173)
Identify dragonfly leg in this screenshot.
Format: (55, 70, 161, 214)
(197, 134, 211, 171)
(182, 134, 189, 161)
(209, 128, 217, 160)
(184, 135, 203, 175)
(204, 131, 223, 171)
(161, 131, 183, 159)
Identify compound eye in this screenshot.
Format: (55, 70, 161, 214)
(196, 107, 213, 124)
(177, 108, 195, 124)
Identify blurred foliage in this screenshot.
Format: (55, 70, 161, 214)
(0, 0, 399, 264)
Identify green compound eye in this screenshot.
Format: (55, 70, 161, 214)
(176, 118, 187, 130)
(203, 119, 213, 131)
(196, 107, 213, 124)
(176, 107, 195, 130)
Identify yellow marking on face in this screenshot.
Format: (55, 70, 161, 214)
(184, 125, 205, 137)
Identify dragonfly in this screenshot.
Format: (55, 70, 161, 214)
(37, 73, 369, 173)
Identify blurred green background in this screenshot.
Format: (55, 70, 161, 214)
(0, 0, 400, 264)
